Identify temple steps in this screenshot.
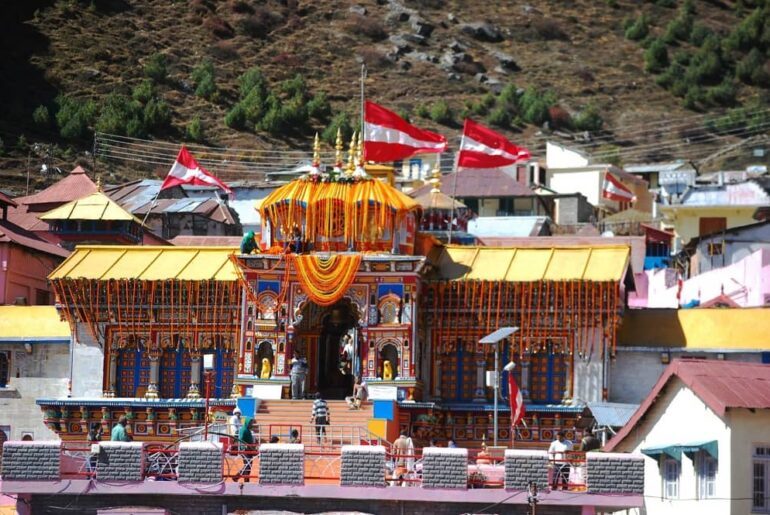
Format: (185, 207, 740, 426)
(254, 400, 376, 444)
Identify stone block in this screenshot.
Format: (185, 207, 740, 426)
(1, 441, 61, 480)
(341, 445, 386, 487)
(422, 447, 467, 489)
(504, 449, 549, 491)
(97, 442, 144, 481)
(587, 452, 645, 494)
(178, 442, 223, 483)
(259, 443, 304, 485)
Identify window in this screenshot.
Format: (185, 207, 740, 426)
(754, 445, 770, 512)
(663, 458, 680, 499)
(696, 451, 717, 499)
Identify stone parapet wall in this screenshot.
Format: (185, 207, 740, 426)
(586, 452, 645, 494)
(1, 441, 61, 480)
(504, 449, 549, 490)
(259, 443, 304, 485)
(340, 445, 386, 487)
(178, 442, 223, 483)
(97, 442, 144, 481)
(421, 447, 467, 489)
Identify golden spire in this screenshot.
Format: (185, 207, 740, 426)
(312, 132, 321, 168)
(335, 128, 344, 168)
(429, 159, 441, 193)
(96, 175, 103, 192)
(346, 131, 357, 175)
(356, 130, 364, 168)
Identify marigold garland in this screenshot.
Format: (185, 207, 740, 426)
(291, 254, 362, 307)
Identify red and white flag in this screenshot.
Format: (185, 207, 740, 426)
(508, 363, 526, 429)
(457, 119, 530, 169)
(160, 146, 232, 194)
(602, 173, 635, 203)
(363, 101, 448, 162)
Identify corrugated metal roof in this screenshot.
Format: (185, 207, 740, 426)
(435, 245, 630, 282)
(0, 220, 70, 258)
(606, 359, 770, 452)
(13, 166, 97, 206)
(410, 168, 534, 199)
(586, 402, 640, 428)
(49, 246, 239, 281)
(0, 306, 70, 339)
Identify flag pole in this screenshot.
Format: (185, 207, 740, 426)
(360, 64, 367, 160)
(448, 122, 466, 245)
(140, 188, 162, 244)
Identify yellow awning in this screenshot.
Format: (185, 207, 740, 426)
(48, 246, 239, 281)
(436, 245, 630, 282)
(0, 306, 70, 339)
(40, 191, 143, 224)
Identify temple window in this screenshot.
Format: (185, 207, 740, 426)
(379, 343, 400, 380)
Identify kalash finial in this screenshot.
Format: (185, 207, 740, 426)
(334, 127, 344, 169)
(310, 132, 321, 176)
(96, 175, 103, 192)
(353, 129, 368, 178)
(429, 159, 442, 193)
(346, 131, 358, 175)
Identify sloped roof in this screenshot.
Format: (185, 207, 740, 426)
(605, 359, 770, 451)
(410, 168, 533, 198)
(0, 306, 70, 340)
(14, 166, 97, 208)
(413, 190, 467, 210)
(40, 191, 142, 223)
(169, 235, 243, 246)
(0, 219, 70, 258)
(585, 402, 640, 428)
(434, 244, 630, 282)
(49, 246, 239, 281)
(0, 191, 17, 208)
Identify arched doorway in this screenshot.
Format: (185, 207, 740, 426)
(295, 299, 359, 399)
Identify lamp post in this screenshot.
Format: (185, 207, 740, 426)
(203, 353, 215, 441)
(479, 326, 519, 447)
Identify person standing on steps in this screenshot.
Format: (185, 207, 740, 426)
(290, 352, 308, 399)
(310, 392, 330, 444)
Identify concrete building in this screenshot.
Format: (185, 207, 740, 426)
(0, 306, 71, 441)
(684, 219, 770, 276)
(606, 359, 770, 515)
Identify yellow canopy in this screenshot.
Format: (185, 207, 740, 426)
(0, 306, 70, 339)
(435, 245, 630, 282)
(48, 246, 239, 281)
(40, 191, 144, 224)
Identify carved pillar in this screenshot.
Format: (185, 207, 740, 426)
(105, 348, 118, 397)
(145, 354, 160, 399)
(146, 407, 155, 436)
(520, 355, 531, 402)
(187, 354, 202, 398)
(473, 356, 487, 402)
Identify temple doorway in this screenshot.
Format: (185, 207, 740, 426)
(295, 299, 359, 399)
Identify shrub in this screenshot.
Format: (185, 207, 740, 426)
(95, 94, 144, 137)
(280, 74, 308, 101)
(682, 86, 704, 110)
(132, 79, 155, 103)
(414, 103, 429, 119)
(224, 103, 246, 129)
(429, 100, 453, 125)
(56, 95, 97, 140)
(16, 134, 28, 152)
(307, 91, 331, 120)
(573, 104, 603, 131)
(192, 61, 216, 99)
(186, 115, 204, 141)
(655, 62, 685, 89)
(144, 53, 168, 82)
(706, 79, 737, 106)
(644, 38, 669, 73)
(396, 109, 411, 123)
(689, 24, 712, 46)
(663, 11, 693, 43)
(481, 92, 497, 108)
(239, 67, 268, 98)
(736, 48, 770, 86)
(725, 7, 766, 52)
(547, 106, 573, 130)
(143, 98, 171, 131)
(486, 106, 511, 128)
(522, 97, 550, 125)
(497, 84, 519, 109)
(624, 14, 649, 41)
(322, 112, 353, 145)
(32, 105, 50, 128)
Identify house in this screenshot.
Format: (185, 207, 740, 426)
(0, 192, 70, 306)
(104, 179, 242, 239)
(545, 142, 654, 214)
(0, 306, 71, 440)
(659, 180, 770, 253)
(625, 160, 697, 200)
(605, 359, 770, 515)
(684, 219, 770, 276)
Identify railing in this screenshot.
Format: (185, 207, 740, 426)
(548, 451, 588, 491)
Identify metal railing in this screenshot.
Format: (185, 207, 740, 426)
(548, 451, 588, 491)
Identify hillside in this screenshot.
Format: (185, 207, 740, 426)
(1, 0, 769, 194)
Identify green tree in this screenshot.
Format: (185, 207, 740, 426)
(186, 115, 204, 141)
(625, 14, 649, 41)
(307, 91, 331, 120)
(573, 104, 604, 131)
(144, 53, 168, 82)
(32, 105, 50, 128)
(486, 107, 511, 128)
(644, 38, 670, 73)
(322, 112, 353, 145)
(56, 95, 97, 140)
(429, 100, 453, 125)
(736, 48, 770, 86)
(132, 79, 155, 103)
(192, 61, 216, 100)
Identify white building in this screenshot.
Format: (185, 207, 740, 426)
(605, 359, 770, 515)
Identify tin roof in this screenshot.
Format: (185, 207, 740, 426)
(605, 359, 770, 451)
(0, 219, 70, 258)
(435, 244, 630, 282)
(48, 246, 239, 281)
(410, 168, 533, 198)
(39, 191, 142, 223)
(14, 166, 97, 208)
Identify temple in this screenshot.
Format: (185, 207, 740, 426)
(37, 134, 632, 451)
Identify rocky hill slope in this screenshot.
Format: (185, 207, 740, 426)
(1, 0, 768, 193)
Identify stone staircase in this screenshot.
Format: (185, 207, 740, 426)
(254, 400, 380, 446)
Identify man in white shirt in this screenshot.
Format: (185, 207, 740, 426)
(548, 431, 573, 490)
(228, 407, 242, 439)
